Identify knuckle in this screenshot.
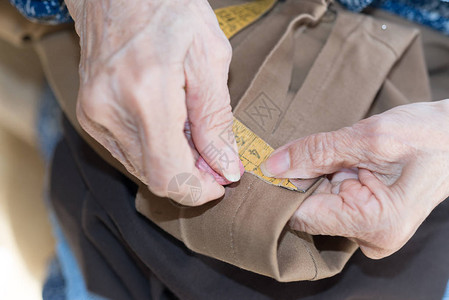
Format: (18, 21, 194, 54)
(77, 78, 109, 122)
(363, 115, 386, 133)
(362, 246, 393, 260)
(361, 117, 406, 162)
(148, 181, 168, 198)
(305, 133, 336, 169)
(358, 116, 388, 153)
(287, 143, 304, 168)
(374, 231, 397, 250)
(212, 37, 232, 64)
(290, 210, 316, 234)
(362, 222, 406, 258)
(193, 103, 233, 132)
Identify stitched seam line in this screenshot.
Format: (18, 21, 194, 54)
(280, 179, 322, 279)
(234, 13, 318, 113)
(302, 238, 318, 280)
(310, 15, 364, 101)
(230, 178, 254, 265)
(292, 230, 318, 280)
(364, 28, 400, 59)
(285, 14, 364, 143)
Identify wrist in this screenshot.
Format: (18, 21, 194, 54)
(65, 0, 87, 33)
(65, 0, 86, 20)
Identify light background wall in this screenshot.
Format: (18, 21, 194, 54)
(0, 38, 55, 300)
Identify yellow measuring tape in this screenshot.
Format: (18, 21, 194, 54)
(213, 0, 314, 193)
(215, 0, 278, 39)
(232, 118, 304, 191)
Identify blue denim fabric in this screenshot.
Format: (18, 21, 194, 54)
(443, 280, 449, 300)
(37, 83, 63, 163)
(42, 258, 66, 300)
(42, 210, 106, 300)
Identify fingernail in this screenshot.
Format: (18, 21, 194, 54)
(221, 149, 242, 182)
(223, 171, 241, 182)
(260, 149, 290, 177)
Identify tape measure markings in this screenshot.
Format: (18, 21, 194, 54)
(215, 0, 278, 39)
(233, 118, 304, 192)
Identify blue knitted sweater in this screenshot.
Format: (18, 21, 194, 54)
(8, 0, 449, 35)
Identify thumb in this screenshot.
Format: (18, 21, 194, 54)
(260, 127, 366, 178)
(184, 39, 243, 183)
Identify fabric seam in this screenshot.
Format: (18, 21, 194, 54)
(230, 177, 255, 266)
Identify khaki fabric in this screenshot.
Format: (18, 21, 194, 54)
(136, 1, 430, 282)
(4, 0, 437, 282)
(364, 7, 449, 102)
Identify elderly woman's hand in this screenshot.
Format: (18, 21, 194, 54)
(261, 100, 449, 259)
(65, 0, 242, 205)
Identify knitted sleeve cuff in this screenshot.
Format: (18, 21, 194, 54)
(9, 0, 72, 24)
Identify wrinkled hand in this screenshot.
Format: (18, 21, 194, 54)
(66, 0, 243, 205)
(261, 100, 449, 259)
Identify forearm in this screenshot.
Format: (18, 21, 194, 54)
(65, 0, 178, 35)
(64, 0, 157, 81)
(64, 0, 188, 58)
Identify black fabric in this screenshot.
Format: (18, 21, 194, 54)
(50, 116, 449, 300)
